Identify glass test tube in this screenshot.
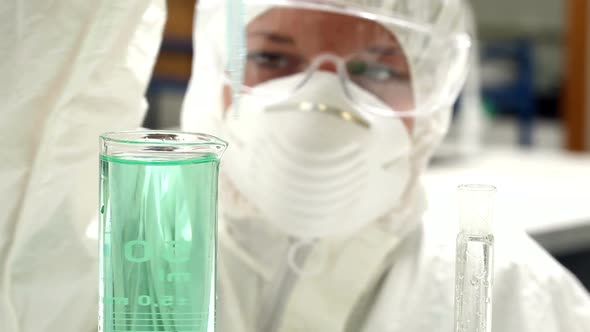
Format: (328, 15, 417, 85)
(454, 184, 496, 332)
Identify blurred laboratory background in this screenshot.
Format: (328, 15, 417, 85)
(143, 0, 590, 289)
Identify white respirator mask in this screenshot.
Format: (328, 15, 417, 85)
(220, 71, 412, 239)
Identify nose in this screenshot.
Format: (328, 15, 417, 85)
(317, 60, 338, 73)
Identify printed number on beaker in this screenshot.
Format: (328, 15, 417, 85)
(124, 240, 190, 263)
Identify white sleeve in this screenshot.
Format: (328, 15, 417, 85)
(361, 229, 590, 332)
(0, 1, 166, 331)
(492, 235, 590, 332)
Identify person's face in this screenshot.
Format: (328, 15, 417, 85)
(223, 8, 415, 129)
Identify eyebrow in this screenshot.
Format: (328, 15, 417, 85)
(247, 31, 295, 45)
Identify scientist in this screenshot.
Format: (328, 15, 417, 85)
(182, 0, 590, 331)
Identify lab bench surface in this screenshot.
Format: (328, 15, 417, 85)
(423, 148, 590, 255)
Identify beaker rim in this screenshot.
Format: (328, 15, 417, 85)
(100, 130, 228, 163)
(457, 184, 497, 192)
(100, 130, 228, 147)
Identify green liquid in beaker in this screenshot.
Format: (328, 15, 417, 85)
(99, 155, 218, 332)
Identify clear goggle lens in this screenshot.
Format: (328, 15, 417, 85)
(225, 2, 472, 117)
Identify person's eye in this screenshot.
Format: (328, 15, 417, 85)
(347, 61, 409, 82)
(247, 51, 294, 69)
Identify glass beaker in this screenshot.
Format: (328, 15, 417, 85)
(99, 131, 227, 332)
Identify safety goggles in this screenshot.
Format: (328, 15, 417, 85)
(224, 0, 472, 117)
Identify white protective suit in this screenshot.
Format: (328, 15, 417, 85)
(182, 0, 590, 331)
(0, 1, 166, 331)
